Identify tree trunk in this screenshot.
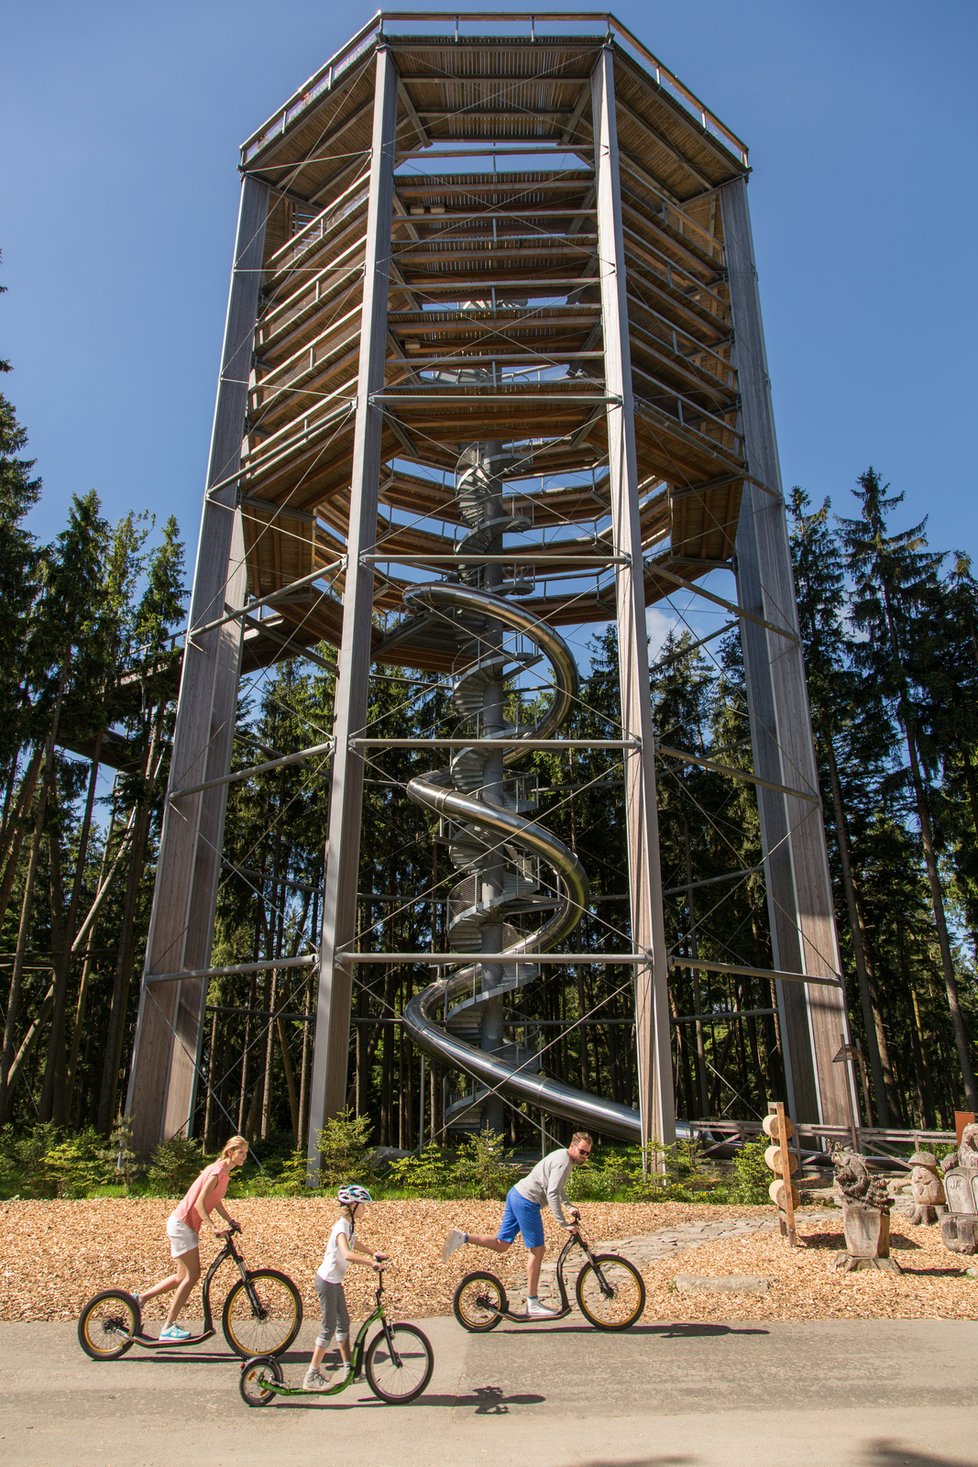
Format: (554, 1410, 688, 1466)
(904, 724, 977, 1108)
(96, 733, 161, 1132)
(0, 746, 44, 938)
(0, 714, 60, 1120)
(881, 581, 977, 1109)
(821, 721, 899, 1123)
(41, 738, 104, 1124)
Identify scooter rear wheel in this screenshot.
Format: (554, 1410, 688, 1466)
(77, 1290, 140, 1361)
(239, 1353, 283, 1407)
(453, 1271, 507, 1332)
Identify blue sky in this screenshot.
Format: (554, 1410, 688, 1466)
(3, 0, 976, 578)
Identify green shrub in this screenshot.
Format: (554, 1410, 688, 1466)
(268, 1148, 320, 1195)
(145, 1135, 206, 1196)
(566, 1140, 723, 1203)
(109, 1115, 142, 1189)
(41, 1129, 117, 1197)
(567, 1146, 635, 1201)
(384, 1143, 451, 1195)
(312, 1110, 375, 1189)
(0, 1123, 58, 1197)
(0, 1123, 121, 1198)
(731, 1135, 771, 1204)
(447, 1129, 520, 1198)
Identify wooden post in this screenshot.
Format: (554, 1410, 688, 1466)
(127, 173, 269, 1153)
(764, 1100, 798, 1246)
(591, 45, 675, 1155)
(306, 45, 397, 1169)
(720, 175, 855, 1130)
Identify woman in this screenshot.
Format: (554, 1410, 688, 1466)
(138, 1135, 249, 1340)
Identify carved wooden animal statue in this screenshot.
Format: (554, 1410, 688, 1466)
(907, 1150, 946, 1225)
(830, 1146, 900, 1273)
(831, 1146, 890, 1211)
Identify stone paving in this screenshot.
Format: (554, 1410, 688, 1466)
(541, 1207, 845, 1293)
(588, 1209, 834, 1267)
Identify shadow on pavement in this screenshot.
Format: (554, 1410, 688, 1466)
(266, 1385, 546, 1413)
(572, 1456, 697, 1466)
(105, 1349, 238, 1365)
(489, 1322, 769, 1338)
(861, 1443, 976, 1467)
(652, 1322, 769, 1338)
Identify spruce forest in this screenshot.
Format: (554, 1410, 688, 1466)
(2, 365, 976, 1157)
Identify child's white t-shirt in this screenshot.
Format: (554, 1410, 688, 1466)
(317, 1217, 353, 1283)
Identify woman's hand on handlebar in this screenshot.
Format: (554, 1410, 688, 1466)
(372, 1252, 390, 1270)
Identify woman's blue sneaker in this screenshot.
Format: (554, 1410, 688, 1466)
(159, 1323, 191, 1340)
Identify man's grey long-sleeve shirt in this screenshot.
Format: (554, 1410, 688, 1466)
(514, 1148, 574, 1227)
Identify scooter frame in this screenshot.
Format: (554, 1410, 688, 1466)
(452, 1218, 646, 1331)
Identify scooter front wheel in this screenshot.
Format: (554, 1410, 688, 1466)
(223, 1269, 302, 1357)
(575, 1254, 646, 1330)
(365, 1322, 434, 1402)
(453, 1271, 507, 1332)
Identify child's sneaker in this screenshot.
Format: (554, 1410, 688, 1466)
(525, 1298, 558, 1318)
(159, 1323, 191, 1340)
(303, 1367, 328, 1391)
(442, 1227, 467, 1261)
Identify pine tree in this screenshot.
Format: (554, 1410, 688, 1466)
(839, 469, 977, 1110)
(789, 487, 901, 1123)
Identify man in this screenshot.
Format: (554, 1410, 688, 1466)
(442, 1131, 593, 1316)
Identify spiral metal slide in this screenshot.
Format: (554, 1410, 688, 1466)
(401, 571, 642, 1143)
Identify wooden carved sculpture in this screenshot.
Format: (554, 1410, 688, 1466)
(906, 1150, 946, 1226)
(831, 1146, 901, 1273)
(939, 1122, 978, 1261)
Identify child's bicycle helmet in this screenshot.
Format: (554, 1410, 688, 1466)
(337, 1184, 373, 1206)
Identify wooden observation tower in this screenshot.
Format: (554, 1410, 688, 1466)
(126, 12, 855, 1156)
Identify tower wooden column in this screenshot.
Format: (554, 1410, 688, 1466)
(592, 45, 675, 1150)
(305, 46, 398, 1163)
(127, 175, 269, 1152)
(721, 176, 855, 1126)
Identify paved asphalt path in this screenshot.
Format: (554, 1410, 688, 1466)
(4, 1314, 977, 1466)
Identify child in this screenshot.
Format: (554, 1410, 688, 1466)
(304, 1183, 387, 1390)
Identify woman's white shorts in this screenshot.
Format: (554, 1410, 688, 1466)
(166, 1213, 200, 1258)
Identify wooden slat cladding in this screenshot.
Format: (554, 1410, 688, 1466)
(237, 27, 749, 671)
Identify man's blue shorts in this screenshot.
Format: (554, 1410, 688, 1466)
(497, 1186, 545, 1248)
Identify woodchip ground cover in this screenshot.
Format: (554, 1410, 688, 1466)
(1, 1199, 975, 1326)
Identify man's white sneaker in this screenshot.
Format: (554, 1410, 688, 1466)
(525, 1299, 558, 1318)
(442, 1227, 466, 1261)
